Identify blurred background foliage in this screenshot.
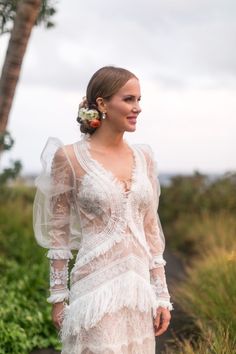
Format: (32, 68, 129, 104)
(0, 170, 235, 353)
(0, 0, 56, 34)
(159, 171, 236, 353)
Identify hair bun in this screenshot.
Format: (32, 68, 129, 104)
(79, 96, 88, 109)
(76, 98, 101, 135)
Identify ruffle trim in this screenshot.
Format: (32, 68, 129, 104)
(47, 289, 69, 303)
(153, 300, 174, 316)
(47, 249, 73, 260)
(149, 254, 166, 270)
(60, 272, 157, 340)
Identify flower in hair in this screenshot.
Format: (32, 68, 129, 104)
(78, 107, 101, 128)
(90, 119, 101, 128)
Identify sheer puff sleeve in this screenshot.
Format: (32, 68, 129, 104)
(142, 145, 173, 313)
(33, 137, 81, 303)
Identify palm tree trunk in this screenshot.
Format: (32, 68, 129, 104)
(0, 0, 41, 136)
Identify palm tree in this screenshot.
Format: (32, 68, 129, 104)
(0, 0, 55, 143)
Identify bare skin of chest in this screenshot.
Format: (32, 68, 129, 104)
(90, 147, 134, 183)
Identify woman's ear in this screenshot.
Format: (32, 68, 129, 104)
(96, 97, 107, 113)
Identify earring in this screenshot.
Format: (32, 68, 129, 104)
(102, 112, 106, 120)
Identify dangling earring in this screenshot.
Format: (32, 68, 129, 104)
(102, 112, 106, 120)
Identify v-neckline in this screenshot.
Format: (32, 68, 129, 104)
(82, 134, 137, 195)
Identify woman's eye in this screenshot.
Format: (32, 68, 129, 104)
(124, 96, 141, 102)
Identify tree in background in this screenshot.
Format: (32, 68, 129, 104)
(0, 130, 22, 184)
(0, 0, 56, 149)
(0, 0, 56, 182)
(0, 0, 55, 33)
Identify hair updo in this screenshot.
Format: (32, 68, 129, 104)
(76, 66, 137, 135)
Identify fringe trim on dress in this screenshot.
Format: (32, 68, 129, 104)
(60, 272, 157, 340)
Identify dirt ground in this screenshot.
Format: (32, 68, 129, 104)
(31, 250, 186, 354)
(31, 350, 60, 354)
(155, 249, 187, 353)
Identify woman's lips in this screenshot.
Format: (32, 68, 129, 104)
(127, 116, 137, 124)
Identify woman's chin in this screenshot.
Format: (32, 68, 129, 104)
(126, 124, 137, 132)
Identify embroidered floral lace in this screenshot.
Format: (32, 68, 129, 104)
(33, 135, 173, 354)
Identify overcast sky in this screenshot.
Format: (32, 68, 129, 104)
(0, 0, 235, 174)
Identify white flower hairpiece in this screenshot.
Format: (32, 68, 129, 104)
(78, 107, 100, 122)
(78, 96, 101, 128)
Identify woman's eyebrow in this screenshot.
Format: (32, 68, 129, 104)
(122, 94, 142, 99)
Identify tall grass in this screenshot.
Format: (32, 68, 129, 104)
(167, 213, 236, 353)
(158, 173, 236, 353)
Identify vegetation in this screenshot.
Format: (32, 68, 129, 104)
(0, 0, 56, 34)
(0, 186, 61, 353)
(0, 171, 235, 352)
(0, 131, 22, 184)
(159, 171, 236, 354)
(160, 171, 236, 258)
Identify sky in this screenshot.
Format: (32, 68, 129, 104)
(0, 0, 235, 175)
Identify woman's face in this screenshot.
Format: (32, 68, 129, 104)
(103, 77, 142, 132)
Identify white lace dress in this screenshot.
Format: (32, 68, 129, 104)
(33, 135, 173, 354)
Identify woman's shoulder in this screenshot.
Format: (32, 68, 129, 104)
(39, 137, 81, 177)
(42, 136, 81, 160)
(132, 142, 154, 159)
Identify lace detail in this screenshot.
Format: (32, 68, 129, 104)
(50, 261, 69, 287)
(72, 138, 153, 267)
(151, 275, 168, 297)
(33, 136, 173, 353)
(47, 249, 73, 259)
(61, 271, 158, 340)
(70, 255, 149, 299)
(47, 258, 70, 303)
(47, 289, 69, 303)
(62, 307, 155, 354)
(149, 254, 166, 269)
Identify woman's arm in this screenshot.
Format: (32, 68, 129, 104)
(142, 145, 173, 334)
(47, 148, 75, 329)
(33, 138, 79, 328)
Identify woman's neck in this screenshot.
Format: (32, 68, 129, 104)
(89, 127, 126, 150)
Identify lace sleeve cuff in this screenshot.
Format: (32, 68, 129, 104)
(153, 301, 174, 317)
(47, 248, 73, 260)
(48, 259, 70, 304)
(149, 254, 166, 270)
(47, 288, 69, 303)
(150, 272, 174, 312)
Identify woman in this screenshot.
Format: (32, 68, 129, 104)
(33, 66, 173, 354)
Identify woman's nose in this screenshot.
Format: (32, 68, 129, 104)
(133, 101, 141, 113)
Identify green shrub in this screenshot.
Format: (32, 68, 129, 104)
(160, 172, 236, 228)
(0, 186, 61, 353)
(159, 172, 236, 258)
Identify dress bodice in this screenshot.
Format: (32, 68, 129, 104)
(71, 137, 157, 267)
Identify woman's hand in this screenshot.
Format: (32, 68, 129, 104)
(52, 302, 66, 330)
(154, 307, 171, 336)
